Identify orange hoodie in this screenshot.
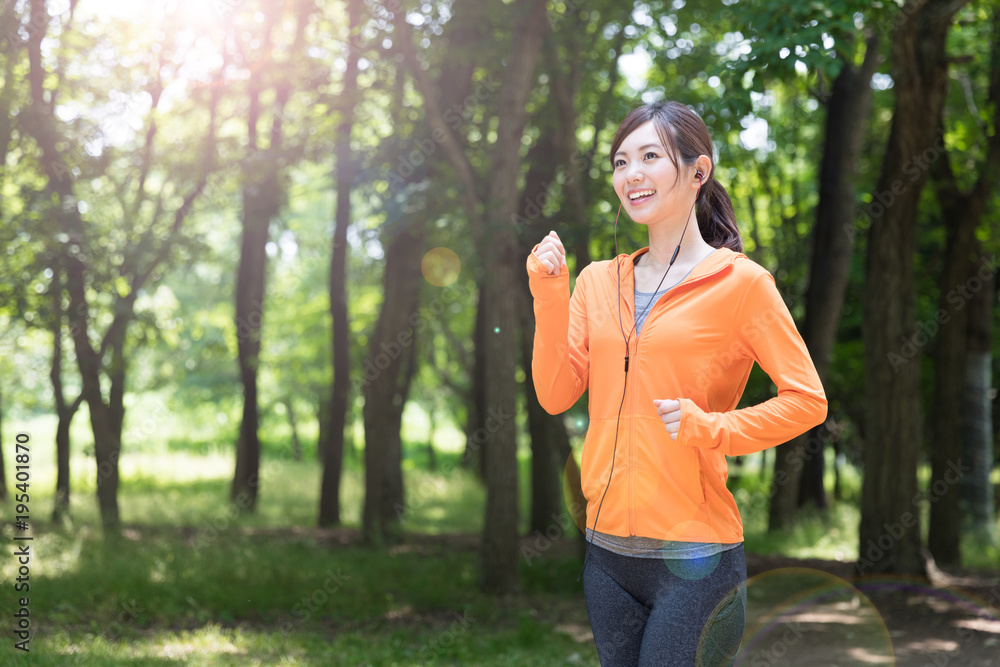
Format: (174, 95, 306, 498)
(527, 244, 828, 544)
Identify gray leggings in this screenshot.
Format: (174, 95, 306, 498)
(583, 542, 747, 666)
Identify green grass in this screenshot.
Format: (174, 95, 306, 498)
(0, 412, 599, 664)
(1, 408, 997, 664)
(0, 522, 597, 665)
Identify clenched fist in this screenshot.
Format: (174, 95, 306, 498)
(654, 399, 682, 441)
(533, 230, 568, 276)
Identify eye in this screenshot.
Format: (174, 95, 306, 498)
(614, 151, 658, 168)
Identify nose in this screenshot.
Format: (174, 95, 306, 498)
(624, 160, 644, 184)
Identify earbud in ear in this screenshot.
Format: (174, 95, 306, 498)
(695, 171, 704, 181)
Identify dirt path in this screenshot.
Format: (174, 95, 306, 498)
(737, 554, 1000, 666)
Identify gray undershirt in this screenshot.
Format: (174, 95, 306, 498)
(634, 285, 671, 337)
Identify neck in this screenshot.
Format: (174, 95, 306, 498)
(639, 209, 713, 271)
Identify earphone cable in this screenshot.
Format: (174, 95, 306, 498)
(577, 176, 704, 582)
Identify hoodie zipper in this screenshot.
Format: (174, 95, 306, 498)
(629, 333, 640, 536)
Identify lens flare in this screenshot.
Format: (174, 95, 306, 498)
(562, 453, 588, 534)
(421, 247, 461, 287)
(731, 568, 895, 665)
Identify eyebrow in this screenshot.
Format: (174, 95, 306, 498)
(614, 143, 663, 158)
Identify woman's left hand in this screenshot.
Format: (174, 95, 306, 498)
(653, 399, 682, 441)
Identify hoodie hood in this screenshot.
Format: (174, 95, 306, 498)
(606, 245, 742, 287)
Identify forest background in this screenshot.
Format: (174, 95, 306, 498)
(1, 0, 999, 664)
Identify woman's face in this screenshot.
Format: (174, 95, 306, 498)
(612, 120, 692, 225)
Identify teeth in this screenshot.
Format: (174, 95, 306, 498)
(629, 190, 655, 200)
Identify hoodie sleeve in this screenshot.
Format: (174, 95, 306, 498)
(676, 270, 827, 456)
(526, 246, 589, 414)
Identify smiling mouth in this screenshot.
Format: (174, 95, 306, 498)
(628, 191, 656, 204)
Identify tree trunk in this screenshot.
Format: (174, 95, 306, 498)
(928, 7, 1000, 563)
(99, 325, 128, 525)
(549, 32, 591, 271)
(768, 32, 880, 531)
(833, 437, 843, 501)
(962, 248, 996, 544)
(462, 278, 488, 479)
(285, 398, 301, 462)
(361, 218, 426, 544)
(108, 328, 127, 446)
(858, 0, 967, 577)
(232, 167, 271, 508)
(479, 243, 522, 593)
(319, 0, 363, 527)
(89, 384, 121, 532)
(52, 410, 72, 518)
(478, 0, 549, 595)
(317, 388, 331, 464)
(52, 296, 69, 520)
(231, 3, 305, 507)
(49, 276, 83, 521)
(426, 408, 437, 472)
(927, 196, 978, 566)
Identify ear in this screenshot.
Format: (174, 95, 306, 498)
(692, 155, 712, 187)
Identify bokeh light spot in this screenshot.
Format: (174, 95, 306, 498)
(421, 247, 461, 286)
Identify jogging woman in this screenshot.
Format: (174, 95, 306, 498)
(526, 101, 828, 666)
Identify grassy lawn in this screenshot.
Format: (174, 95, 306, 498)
(0, 412, 598, 665)
(0, 522, 597, 665)
(1, 409, 997, 664)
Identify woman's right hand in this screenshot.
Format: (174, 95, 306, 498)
(533, 230, 568, 275)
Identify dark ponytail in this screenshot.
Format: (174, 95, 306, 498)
(696, 178, 742, 253)
(609, 101, 743, 253)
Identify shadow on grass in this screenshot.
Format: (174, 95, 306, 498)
(0, 525, 597, 666)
